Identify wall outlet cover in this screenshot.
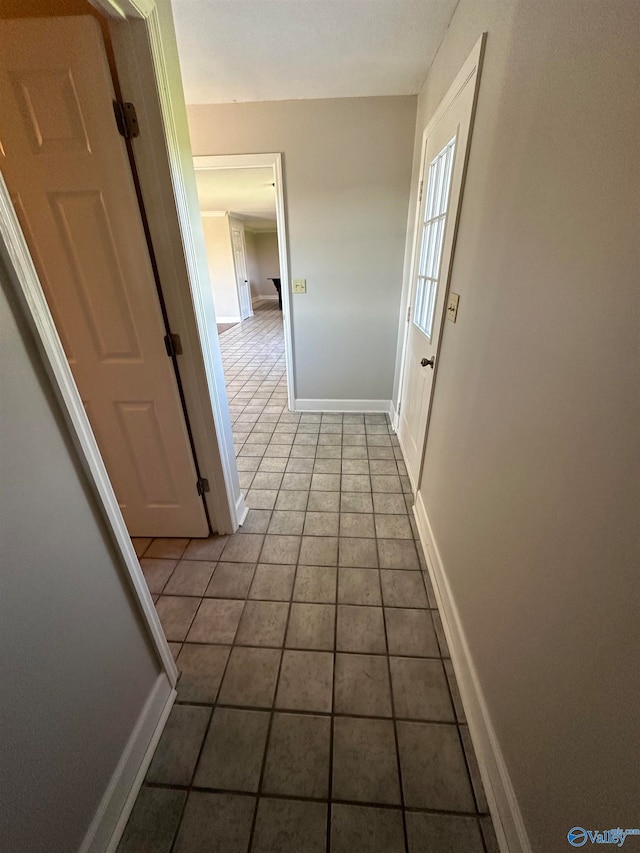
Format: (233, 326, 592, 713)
(292, 278, 307, 294)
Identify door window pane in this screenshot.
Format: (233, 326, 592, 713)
(413, 135, 457, 339)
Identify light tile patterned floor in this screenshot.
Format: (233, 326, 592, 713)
(121, 303, 499, 852)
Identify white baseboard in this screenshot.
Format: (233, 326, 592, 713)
(395, 425, 417, 494)
(235, 491, 249, 527)
(253, 294, 279, 303)
(413, 490, 531, 853)
(388, 399, 399, 431)
(294, 398, 391, 413)
(216, 315, 241, 324)
(79, 674, 176, 853)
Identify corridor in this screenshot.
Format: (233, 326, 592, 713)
(121, 303, 498, 852)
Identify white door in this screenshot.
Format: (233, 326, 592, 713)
(231, 220, 253, 319)
(0, 16, 209, 538)
(398, 45, 482, 488)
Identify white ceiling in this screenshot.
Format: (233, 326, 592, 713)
(172, 0, 458, 104)
(195, 167, 277, 229)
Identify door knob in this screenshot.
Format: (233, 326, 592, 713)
(420, 357, 435, 368)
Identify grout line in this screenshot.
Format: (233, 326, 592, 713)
(246, 534, 298, 850)
(326, 549, 339, 853)
(167, 786, 189, 852)
(171, 695, 467, 727)
(375, 510, 410, 853)
(248, 426, 300, 850)
(146, 781, 481, 817)
(167, 568, 257, 851)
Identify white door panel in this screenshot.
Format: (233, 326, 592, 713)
(231, 220, 253, 320)
(0, 16, 208, 537)
(398, 70, 478, 489)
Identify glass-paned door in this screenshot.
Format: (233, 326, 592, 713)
(413, 137, 457, 339)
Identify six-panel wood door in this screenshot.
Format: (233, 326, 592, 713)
(0, 16, 209, 537)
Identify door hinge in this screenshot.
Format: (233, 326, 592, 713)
(397, 402, 401, 416)
(407, 305, 411, 322)
(164, 333, 183, 358)
(113, 100, 140, 139)
(418, 180, 424, 203)
(196, 477, 210, 496)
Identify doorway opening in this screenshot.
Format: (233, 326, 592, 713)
(193, 154, 295, 480)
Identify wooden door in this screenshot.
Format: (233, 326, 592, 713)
(0, 16, 209, 537)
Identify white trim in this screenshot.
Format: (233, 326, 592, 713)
(83, 676, 176, 853)
(253, 294, 279, 303)
(193, 153, 277, 170)
(193, 152, 295, 411)
(394, 34, 485, 420)
(108, 4, 240, 533)
(294, 399, 391, 413)
(395, 423, 417, 493)
(216, 315, 242, 324)
(88, 0, 151, 19)
(413, 490, 531, 853)
(388, 399, 399, 431)
(0, 175, 178, 686)
(273, 152, 294, 412)
(235, 492, 249, 526)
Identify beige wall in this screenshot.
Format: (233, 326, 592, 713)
(236, 227, 280, 302)
(0, 262, 162, 851)
(402, 1, 640, 849)
(253, 230, 280, 301)
(201, 214, 240, 321)
(188, 96, 416, 402)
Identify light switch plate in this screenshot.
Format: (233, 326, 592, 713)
(446, 292, 460, 323)
(292, 278, 307, 294)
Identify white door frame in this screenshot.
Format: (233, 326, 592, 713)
(394, 35, 485, 467)
(193, 153, 295, 410)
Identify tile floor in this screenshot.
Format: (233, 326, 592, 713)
(120, 303, 499, 852)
